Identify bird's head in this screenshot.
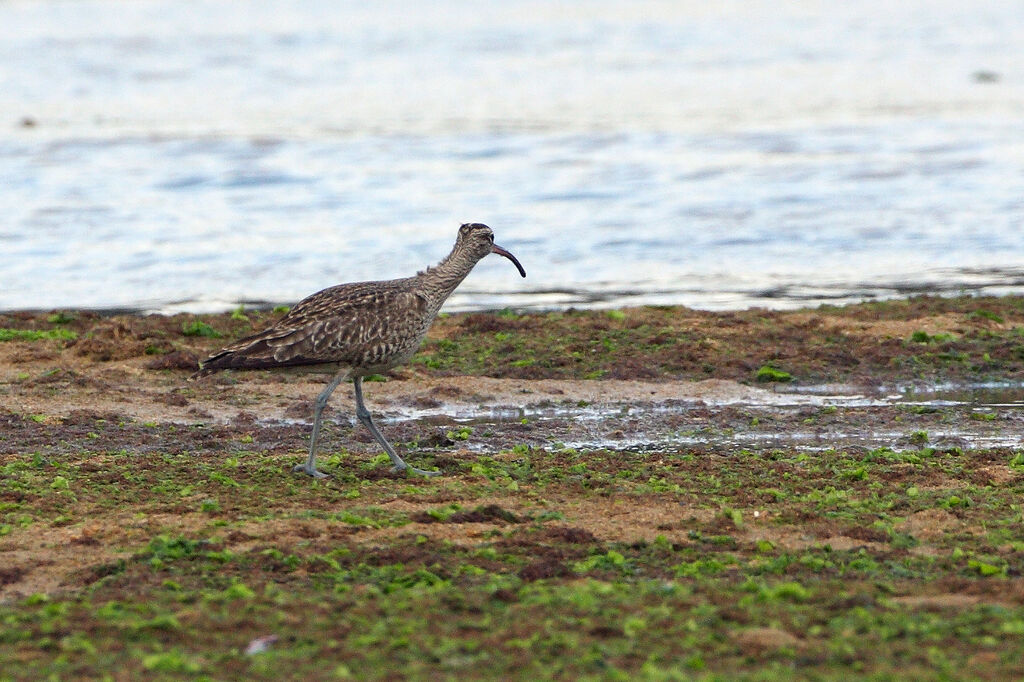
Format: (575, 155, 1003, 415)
(456, 222, 526, 277)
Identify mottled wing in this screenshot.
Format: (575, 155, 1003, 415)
(193, 279, 430, 376)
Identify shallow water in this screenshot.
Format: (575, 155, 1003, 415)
(2, 0, 1023, 313)
(351, 381, 1024, 453)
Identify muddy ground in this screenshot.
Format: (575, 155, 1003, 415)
(2, 296, 1024, 679)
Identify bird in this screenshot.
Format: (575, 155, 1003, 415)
(190, 223, 526, 479)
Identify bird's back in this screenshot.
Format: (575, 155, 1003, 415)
(194, 276, 435, 378)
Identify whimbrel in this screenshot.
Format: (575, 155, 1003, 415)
(191, 223, 526, 478)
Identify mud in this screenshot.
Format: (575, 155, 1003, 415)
(2, 299, 1023, 628)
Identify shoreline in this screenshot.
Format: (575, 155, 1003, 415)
(2, 293, 1023, 387)
(2, 294, 1024, 678)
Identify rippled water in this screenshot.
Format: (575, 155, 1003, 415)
(2, 0, 1023, 313)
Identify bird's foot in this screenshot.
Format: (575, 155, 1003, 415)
(292, 463, 330, 479)
(392, 464, 442, 478)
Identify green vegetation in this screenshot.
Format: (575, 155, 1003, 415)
(605, 309, 626, 321)
(910, 330, 957, 344)
(755, 364, 793, 383)
(2, 431, 1023, 679)
(0, 328, 76, 342)
(46, 311, 77, 325)
(181, 319, 221, 338)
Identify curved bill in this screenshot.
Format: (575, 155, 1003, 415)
(492, 244, 526, 278)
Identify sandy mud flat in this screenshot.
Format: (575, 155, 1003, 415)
(2, 297, 1023, 679)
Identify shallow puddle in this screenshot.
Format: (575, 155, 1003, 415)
(894, 382, 1024, 409)
(362, 381, 1024, 454)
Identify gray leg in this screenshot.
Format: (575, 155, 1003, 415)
(353, 376, 440, 477)
(293, 369, 349, 478)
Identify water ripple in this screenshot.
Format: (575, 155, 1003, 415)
(1, 0, 1023, 312)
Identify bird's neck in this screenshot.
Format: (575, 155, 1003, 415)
(417, 245, 479, 308)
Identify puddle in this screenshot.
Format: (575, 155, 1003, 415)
(781, 380, 1024, 408)
(279, 380, 1024, 455)
(896, 383, 1024, 409)
(375, 381, 1024, 425)
(559, 429, 1023, 453)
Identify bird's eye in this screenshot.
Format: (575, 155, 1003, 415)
(487, 234, 494, 242)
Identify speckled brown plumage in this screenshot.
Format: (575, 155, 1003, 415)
(193, 281, 434, 377)
(191, 223, 525, 478)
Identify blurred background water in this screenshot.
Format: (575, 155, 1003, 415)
(1, 0, 1022, 314)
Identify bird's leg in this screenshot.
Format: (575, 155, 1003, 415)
(353, 376, 441, 477)
(294, 369, 349, 479)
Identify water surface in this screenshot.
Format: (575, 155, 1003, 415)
(2, 0, 1022, 312)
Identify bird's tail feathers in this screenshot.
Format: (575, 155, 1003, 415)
(188, 322, 319, 381)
